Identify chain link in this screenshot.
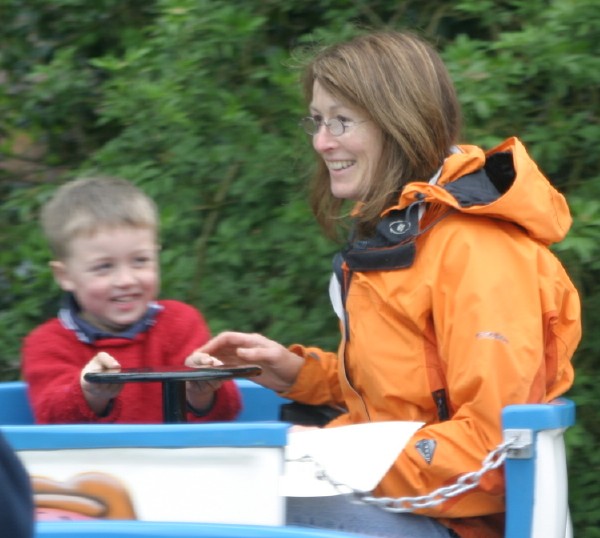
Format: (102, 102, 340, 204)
(291, 437, 517, 513)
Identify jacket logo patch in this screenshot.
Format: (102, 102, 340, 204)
(415, 439, 436, 465)
(388, 220, 411, 235)
(476, 331, 509, 344)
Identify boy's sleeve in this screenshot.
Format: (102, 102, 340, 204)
(21, 323, 123, 424)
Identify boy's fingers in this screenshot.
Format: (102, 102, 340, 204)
(185, 351, 223, 368)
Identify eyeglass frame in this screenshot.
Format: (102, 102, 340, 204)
(299, 116, 368, 137)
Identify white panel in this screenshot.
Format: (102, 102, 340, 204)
(19, 446, 285, 525)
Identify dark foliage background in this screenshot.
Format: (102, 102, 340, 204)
(1, 0, 598, 532)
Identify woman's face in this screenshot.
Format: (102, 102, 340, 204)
(309, 81, 384, 201)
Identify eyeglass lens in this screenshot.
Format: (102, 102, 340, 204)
(301, 117, 345, 136)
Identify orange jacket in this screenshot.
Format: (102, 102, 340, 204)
(285, 138, 581, 538)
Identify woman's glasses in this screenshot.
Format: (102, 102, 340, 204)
(299, 116, 367, 136)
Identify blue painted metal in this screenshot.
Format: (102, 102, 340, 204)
(234, 379, 290, 422)
(0, 381, 34, 424)
(34, 520, 368, 537)
(501, 398, 575, 538)
(2, 422, 288, 450)
(502, 398, 575, 431)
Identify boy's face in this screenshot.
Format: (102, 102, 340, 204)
(51, 226, 160, 333)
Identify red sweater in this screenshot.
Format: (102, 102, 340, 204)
(21, 299, 241, 424)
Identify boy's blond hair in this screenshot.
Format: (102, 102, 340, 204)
(41, 176, 158, 260)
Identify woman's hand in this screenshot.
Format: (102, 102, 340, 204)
(80, 352, 123, 415)
(195, 331, 305, 393)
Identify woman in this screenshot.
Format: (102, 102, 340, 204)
(197, 31, 581, 538)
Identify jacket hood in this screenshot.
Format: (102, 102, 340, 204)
(390, 137, 572, 246)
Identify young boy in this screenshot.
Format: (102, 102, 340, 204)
(21, 176, 241, 423)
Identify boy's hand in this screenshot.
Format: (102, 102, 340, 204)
(80, 352, 123, 416)
(184, 352, 224, 413)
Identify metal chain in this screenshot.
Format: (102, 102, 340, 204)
(294, 437, 517, 513)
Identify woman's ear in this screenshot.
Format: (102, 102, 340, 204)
(49, 261, 74, 292)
